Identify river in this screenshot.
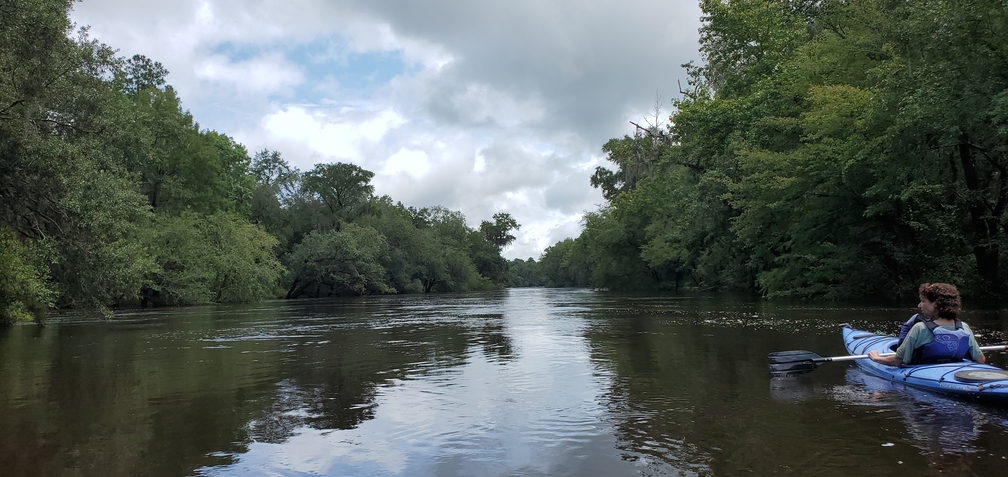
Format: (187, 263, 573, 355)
(2, 288, 1008, 476)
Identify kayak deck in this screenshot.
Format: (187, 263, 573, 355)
(842, 325, 1008, 403)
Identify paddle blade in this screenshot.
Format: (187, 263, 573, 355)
(768, 350, 822, 364)
(769, 360, 820, 377)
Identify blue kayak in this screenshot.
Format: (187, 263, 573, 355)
(842, 325, 1008, 403)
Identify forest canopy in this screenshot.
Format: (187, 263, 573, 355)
(539, 0, 1008, 301)
(0, 0, 519, 325)
(5, 0, 1007, 325)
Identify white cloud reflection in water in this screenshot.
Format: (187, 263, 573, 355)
(197, 292, 632, 477)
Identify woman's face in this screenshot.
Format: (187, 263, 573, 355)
(919, 296, 937, 317)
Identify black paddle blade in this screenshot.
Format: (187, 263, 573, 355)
(768, 360, 820, 377)
(767, 350, 822, 364)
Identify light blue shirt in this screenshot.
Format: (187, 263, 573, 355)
(895, 321, 982, 364)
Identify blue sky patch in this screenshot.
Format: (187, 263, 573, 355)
(210, 38, 413, 99)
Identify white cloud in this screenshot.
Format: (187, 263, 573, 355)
(360, 110, 407, 141)
(195, 53, 303, 94)
(69, 0, 704, 260)
(450, 83, 546, 127)
(509, 212, 586, 260)
(382, 148, 430, 178)
(262, 107, 405, 164)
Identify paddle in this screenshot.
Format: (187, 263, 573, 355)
(768, 345, 1008, 377)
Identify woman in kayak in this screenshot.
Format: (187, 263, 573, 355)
(868, 283, 986, 366)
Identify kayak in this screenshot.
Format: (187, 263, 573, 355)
(842, 325, 1008, 403)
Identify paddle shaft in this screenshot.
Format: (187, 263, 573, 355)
(821, 344, 1008, 363)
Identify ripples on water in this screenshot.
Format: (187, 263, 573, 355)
(175, 291, 630, 476)
(4, 289, 1008, 476)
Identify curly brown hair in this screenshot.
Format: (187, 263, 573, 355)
(919, 283, 962, 320)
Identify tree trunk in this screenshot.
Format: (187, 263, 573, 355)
(958, 136, 1002, 292)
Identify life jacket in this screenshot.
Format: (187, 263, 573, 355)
(896, 313, 930, 348)
(911, 319, 971, 364)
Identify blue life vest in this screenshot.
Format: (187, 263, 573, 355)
(911, 319, 971, 364)
(896, 314, 930, 348)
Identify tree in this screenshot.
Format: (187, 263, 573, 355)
(249, 149, 305, 252)
(506, 258, 542, 287)
(479, 212, 520, 251)
(117, 54, 168, 94)
(872, 0, 1008, 294)
(111, 83, 195, 211)
(0, 0, 156, 314)
(285, 223, 394, 298)
(538, 238, 591, 288)
(251, 149, 300, 205)
(578, 200, 662, 291)
(143, 211, 285, 305)
(0, 228, 54, 325)
(356, 198, 428, 293)
(422, 206, 494, 291)
(591, 117, 669, 202)
(470, 212, 518, 285)
(301, 162, 375, 230)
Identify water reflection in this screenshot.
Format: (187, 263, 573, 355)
(4, 290, 1008, 476)
(772, 363, 1008, 471)
(839, 367, 1004, 455)
(769, 375, 831, 403)
(196, 290, 630, 476)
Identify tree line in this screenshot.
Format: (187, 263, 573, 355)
(0, 0, 518, 326)
(534, 0, 1008, 301)
(7, 0, 1005, 325)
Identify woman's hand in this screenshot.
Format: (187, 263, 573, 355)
(867, 350, 903, 366)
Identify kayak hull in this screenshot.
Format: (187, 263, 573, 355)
(842, 325, 1008, 403)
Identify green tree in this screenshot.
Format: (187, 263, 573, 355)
(143, 211, 285, 305)
(479, 213, 520, 250)
(356, 198, 428, 293)
(285, 223, 394, 298)
(538, 238, 591, 288)
(578, 198, 661, 291)
(872, 0, 1008, 294)
(505, 258, 542, 287)
(249, 149, 307, 253)
(423, 206, 493, 291)
(1, 0, 155, 314)
(301, 162, 375, 230)
(591, 126, 667, 201)
(473, 212, 520, 285)
(107, 55, 254, 216)
(111, 83, 196, 211)
(0, 228, 54, 325)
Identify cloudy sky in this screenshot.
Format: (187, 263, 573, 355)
(70, 0, 704, 260)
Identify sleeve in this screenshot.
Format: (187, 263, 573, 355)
(962, 322, 983, 361)
(895, 322, 926, 364)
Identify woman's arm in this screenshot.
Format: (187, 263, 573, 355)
(964, 323, 987, 363)
(868, 350, 904, 366)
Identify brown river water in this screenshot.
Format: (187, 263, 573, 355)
(3, 288, 1008, 476)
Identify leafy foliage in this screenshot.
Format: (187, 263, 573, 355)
(286, 223, 395, 298)
(144, 212, 285, 305)
(538, 238, 591, 288)
(1, 0, 153, 312)
(301, 162, 375, 230)
(0, 228, 54, 325)
(552, 0, 1008, 300)
(0, 2, 521, 324)
(505, 258, 542, 288)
